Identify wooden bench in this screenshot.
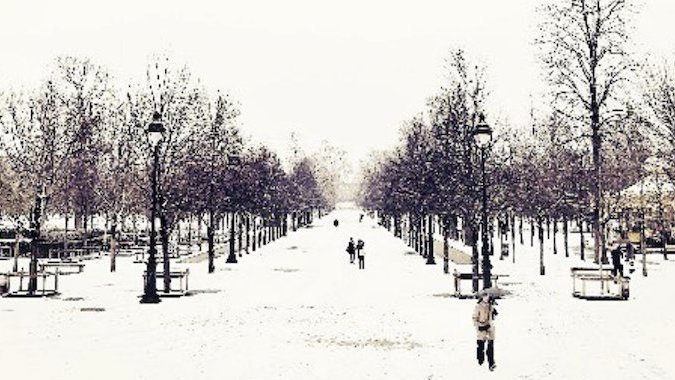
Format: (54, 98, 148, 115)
(38, 261, 85, 275)
(570, 267, 630, 300)
(142, 268, 190, 296)
(114, 246, 146, 257)
(452, 271, 510, 298)
(81, 245, 104, 257)
(133, 248, 180, 263)
(48, 248, 92, 260)
(644, 245, 675, 255)
(1, 271, 59, 297)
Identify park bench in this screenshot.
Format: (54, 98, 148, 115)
(133, 246, 180, 263)
(142, 268, 190, 296)
(38, 260, 85, 275)
(113, 246, 146, 257)
(81, 245, 104, 257)
(1, 270, 59, 297)
(48, 248, 96, 260)
(452, 271, 510, 298)
(570, 267, 630, 300)
(644, 245, 675, 255)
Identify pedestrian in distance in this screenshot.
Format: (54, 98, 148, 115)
(453, 268, 461, 297)
(356, 239, 365, 269)
(473, 293, 498, 371)
(611, 245, 624, 278)
(623, 241, 636, 274)
(333, 219, 339, 227)
(346, 237, 356, 264)
(357, 245, 365, 269)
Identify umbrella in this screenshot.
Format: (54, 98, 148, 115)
(477, 286, 509, 298)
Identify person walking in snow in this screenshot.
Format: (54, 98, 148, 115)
(356, 239, 365, 269)
(611, 245, 624, 277)
(473, 294, 497, 371)
(346, 237, 356, 264)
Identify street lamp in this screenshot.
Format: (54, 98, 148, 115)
(27, 186, 47, 294)
(225, 153, 241, 264)
(140, 111, 165, 304)
(473, 114, 493, 289)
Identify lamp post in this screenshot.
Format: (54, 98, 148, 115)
(27, 186, 47, 294)
(225, 154, 241, 264)
(474, 114, 493, 289)
(140, 111, 165, 304)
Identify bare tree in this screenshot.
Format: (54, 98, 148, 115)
(538, 0, 636, 263)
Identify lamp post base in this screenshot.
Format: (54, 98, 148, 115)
(425, 256, 436, 265)
(139, 293, 161, 304)
(225, 254, 238, 264)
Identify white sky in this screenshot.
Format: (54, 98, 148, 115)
(1, 0, 674, 171)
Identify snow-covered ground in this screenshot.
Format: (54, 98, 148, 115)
(1, 203, 674, 379)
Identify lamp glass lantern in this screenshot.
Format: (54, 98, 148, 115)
(147, 111, 165, 147)
(473, 114, 492, 148)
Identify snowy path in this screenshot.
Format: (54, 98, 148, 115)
(2, 204, 675, 379)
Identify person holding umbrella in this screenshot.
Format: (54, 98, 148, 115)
(472, 292, 498, 371)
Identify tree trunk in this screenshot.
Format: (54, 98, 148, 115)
(245, 214, 251, 254)
(563, 216, 569, 257)
(282, 213, 288, 236)
(188, 213, 193, 250)
(64, 211, 69, 257)
(511, 213, 516, 262)
(421, 213, 427, 258)
(408, 214, 413, 247)
(13, 229, 21, 273)
(262, 221, 268, 245)
(426, 214, 435, 265)
(499, 219, 505, 261)
(553, 218, 558, 255)
(160, 211, 170, 293)
(197, 214, 203, 251)
(530, 218, 534, 247)
(539, 216, 545, 275)
(237, 214, 243, 257)
(252, 217, 257, 252)
(110, 219, 117, 272)
(415, 215, 421, 253)
(443, 217, 449, 274)
(208, 208, 215, 273)
(226, 212, 238, 263)
(580, 219, 586, 261)
(83, 205, 89, 255)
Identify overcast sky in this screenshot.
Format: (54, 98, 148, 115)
(1, 0, 674, 173)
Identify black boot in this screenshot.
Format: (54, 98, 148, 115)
(487, 339, 496, 370)
(476, 340, 485, 365)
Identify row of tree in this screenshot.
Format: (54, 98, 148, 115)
(0, 55, 345, 275)
(359, 0, 675, 278)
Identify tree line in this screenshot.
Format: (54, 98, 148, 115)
(0, 55, 346, 272)
(359, 0, 675, 277)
